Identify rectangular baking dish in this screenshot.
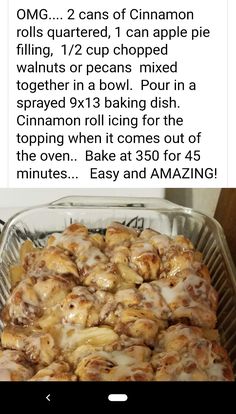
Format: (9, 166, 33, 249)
(0, 196, 236, 377)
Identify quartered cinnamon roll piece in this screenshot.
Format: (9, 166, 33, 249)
(24, 246, 79, 280)
(29, 361, 76, 381)
(152, 324, 234, 381)
(161, 247, 211, 282)
(60, 286, 100, 327)
(1, 275, 74, 326)
(1, 326, 58, 366)
(129, 241, 161, 281)
(105, 222, 139, 249)
(75, 345, 154, 381)
(154, 273, 217, 328)
(0, 349, 34, 381)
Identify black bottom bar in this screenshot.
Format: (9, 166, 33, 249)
(0, 381, 235, 411)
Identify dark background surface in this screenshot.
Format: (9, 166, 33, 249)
(215, 188, 236, 265)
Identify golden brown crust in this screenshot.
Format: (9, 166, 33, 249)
(24, 246, 79, 279)
(0, 349, 34, 381)
(75, 348, 154, 381)
(152, 324, 234, 381)
(1, 275, 74, 326)
(29, 361, 76, 381)
(0, 222, 233, 381)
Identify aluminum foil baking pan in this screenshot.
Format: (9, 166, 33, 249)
(0, 196, 235, 376)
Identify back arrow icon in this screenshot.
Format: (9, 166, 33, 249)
(46, 394, 51, 402)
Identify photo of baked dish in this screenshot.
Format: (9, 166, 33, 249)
(0, 221, 234, 381)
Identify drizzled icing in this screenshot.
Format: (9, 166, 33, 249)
(0, 222, 233, 382)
